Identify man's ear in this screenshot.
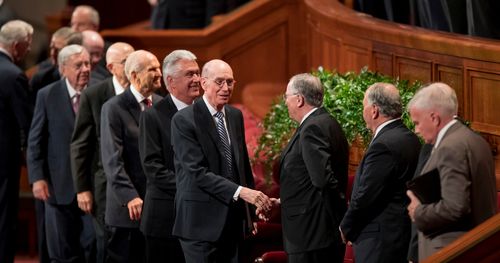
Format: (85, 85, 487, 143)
(297, 95, 305, 107)
(372, 104, 379, 120)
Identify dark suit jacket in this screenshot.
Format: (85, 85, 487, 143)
(100, 88, 161, 228)
(138, 95, 178, 238)
(70, 77, 116, 216)
(171, 98, 254, 242)
(27, 79, 78, 205)
(340, 119, 420, 262)
(415, 122, 497, 259)
(29, 59, 60, 104)
(0, 51, 33, 263)
(279, 107, 349, 254)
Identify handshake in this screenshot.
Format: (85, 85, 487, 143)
(239, 187, 280, 221)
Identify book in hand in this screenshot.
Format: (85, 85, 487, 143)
(406, 168, 441, 204)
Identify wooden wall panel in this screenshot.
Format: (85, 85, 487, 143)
(373, 51, 393, 76)
(436, 65, 464, 117)
(395, 57, 432, 84)
(468, 71, 500, 136)
(343, 44, 370, 73)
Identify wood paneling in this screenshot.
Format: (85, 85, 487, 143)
(395, 57, 432, 84)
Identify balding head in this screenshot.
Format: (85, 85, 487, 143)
(71, 5, 99, 32)
(362, 82, 402, 133)
(106, 42, 134, 87)
(201, 59, 235, 110)
(82, 30, 104, 69)
(124, 50, 162, 96)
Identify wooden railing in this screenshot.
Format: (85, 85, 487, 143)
(422, 213, 500, 262)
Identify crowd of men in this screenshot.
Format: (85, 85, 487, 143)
(0, 4, 497, 263)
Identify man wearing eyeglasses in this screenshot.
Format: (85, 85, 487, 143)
(170, 59, 272, 262)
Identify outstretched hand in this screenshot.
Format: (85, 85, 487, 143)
(255, 198, 280, 221)
(239, 187, 272, 212)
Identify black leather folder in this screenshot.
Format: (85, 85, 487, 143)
(406, 168, 441, 204)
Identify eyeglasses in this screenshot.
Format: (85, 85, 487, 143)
(208, 78, 236, 88)
(282, 93, 299, 100)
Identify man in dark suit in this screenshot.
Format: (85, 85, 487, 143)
(0, 19, 33, 263)
(100, 50, 163, 263)
(260, 73, 349, 263)
(170, 59, 272, 263)
(139, 49, 201, 263)
(340, 83, 421, 263)
(30, 27, 82, 103)
(407, 82, 497, 260)
(71, 42, 134, 263)
(27, 44, 94, 263)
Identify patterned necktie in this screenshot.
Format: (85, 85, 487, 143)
(142, 98, 152, 110)
(72, 93, 80, 114)
(214, 111, 233, 178)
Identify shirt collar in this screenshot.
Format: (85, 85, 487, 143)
(65, 78, 80, 98)
(300, 107, 318, 125)
(130, 85, 151, 104)
(112, 76, 126, 95)
(171, 94, 190, 111)
(434, 119, 457, 148)
(374, 118, 399, 138)
(203, 95, 226, 116)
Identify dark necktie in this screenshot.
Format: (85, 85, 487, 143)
(72, 93, 80, 114)
(215, 111, 233, 178)
(142, 98, 152, 110)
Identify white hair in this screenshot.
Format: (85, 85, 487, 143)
(58, 44, 86, 66)
(0, 20, 33, 45)
(408, 82, 458, 117)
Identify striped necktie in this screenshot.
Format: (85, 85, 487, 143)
(214, 111, 233, 178)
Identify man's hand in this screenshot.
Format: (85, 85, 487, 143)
(127, 197, 143, 221)
(407, 190, 421, 222)
(32, 180, 50, 201)
(339, 227, 352, 246)
(239, 187, 272, 212)
(256, 198, 280, 221)
(77, 191, 93, 214)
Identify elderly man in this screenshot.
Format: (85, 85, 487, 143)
(340, 83, 421, 263)
(71, 42, 134, 263)
(71, 5, 100, 32)
(30, 27, 82, 101)
(82, 30, 110, 84)
(27, 44, 92, 263)
(100, 50, 163, 263)
(171, 59, 271, 262)
(138, 49, 201, 263)
(260, 73, 349, 263)
(0, 19, 33, 263)
(407, 82, 497, 260)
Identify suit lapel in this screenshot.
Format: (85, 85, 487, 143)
(193, 99, 221, 154)
(123, 89, 141, 125)
(420, 121, 461, 174)
(104, 78, 116, 98)
(55, 79, 76, 121)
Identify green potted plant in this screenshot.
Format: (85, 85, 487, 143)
(253, 67, 422, 185)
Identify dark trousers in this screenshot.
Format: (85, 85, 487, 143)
(179, 208, 242, 263)
(93, 213, 109, 263)
(45, 201, 87, 263)
(106, 226, 145, 263)
(0, 172, 19, 263)
(287, 242, 345, 263)
(145, 235, 184, 263)
(35, 200, 50, 263)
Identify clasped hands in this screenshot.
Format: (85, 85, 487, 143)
(239, 187, 276, 216)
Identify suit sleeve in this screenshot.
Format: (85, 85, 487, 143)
(301, 123, 338, 191)
(138, 109, 176, 193)
(171, 112, 238, 204)
(414, 145, 471, 233)
(340, 141, 396, 241)
(27, 88, 48, 183)
(100, 102, 139, 205)
(70, 91, 95, 193)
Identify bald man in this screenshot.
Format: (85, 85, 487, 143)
(71, 5, 100, 32)
(82, 30, 111, 85)
(71, 42, 134, 263)
(171, 59, 271, 262)
(340, 83, 421, 263)
(101, 50, 163, 263)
